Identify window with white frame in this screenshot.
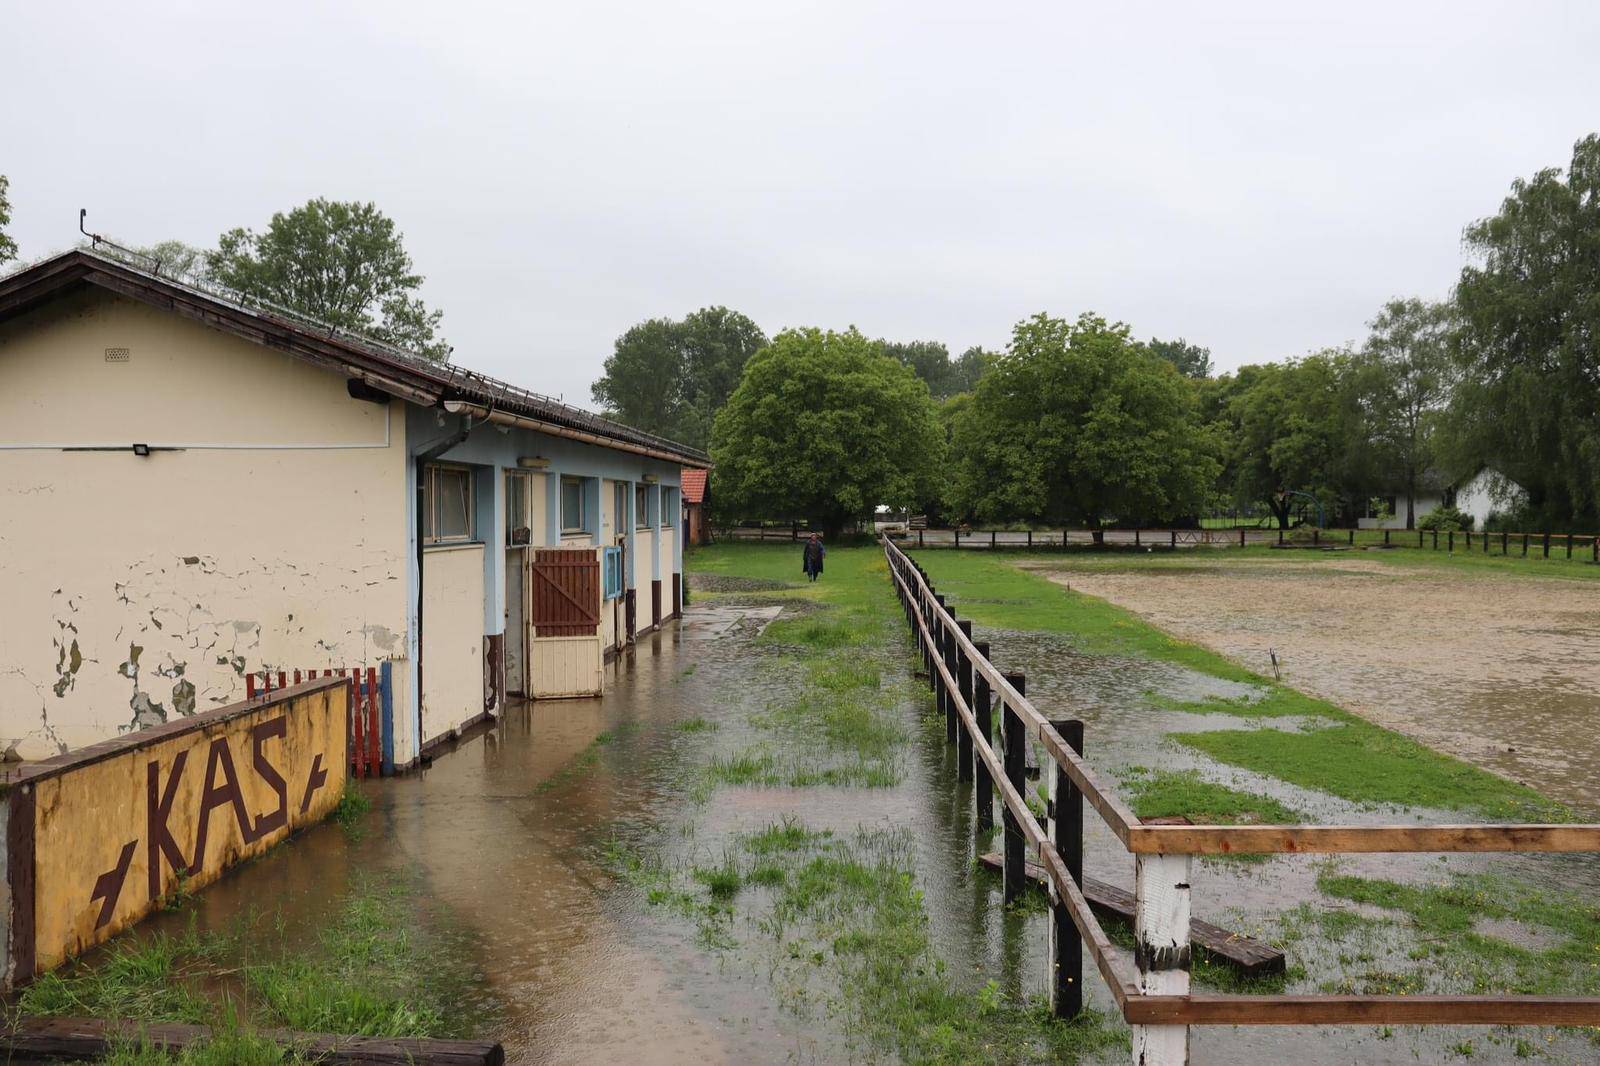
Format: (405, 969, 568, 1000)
(561, 477, 586, 533)
(424, 465, 474, 544)
(660, 487, 678, 528)
(635, 484, 652, 530)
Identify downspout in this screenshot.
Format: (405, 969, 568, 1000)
(413, 415, 475, 760)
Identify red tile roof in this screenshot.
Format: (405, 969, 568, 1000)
(681, 468, 708, 504)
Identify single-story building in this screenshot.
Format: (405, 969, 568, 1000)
(0, 247, 706, 768)
(1357, 466, 1526, 530)
(681, 468, 710, 546)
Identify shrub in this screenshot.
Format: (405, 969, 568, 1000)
(1418, 506, 1472, 532)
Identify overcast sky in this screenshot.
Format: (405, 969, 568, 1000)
(6, 2, 1598, 405)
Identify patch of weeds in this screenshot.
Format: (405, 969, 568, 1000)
(332, 780, 372, 831)
(102, 1025, 310, 1066)
(745, 816, 834, 857)
(748, 864, 787, 887)
(706, 747, 782, 787)
(537, 724, 638, 793)
(676, 665, 697, 680)
(674, 716, 717, 733)
(693, 852, 744, 900)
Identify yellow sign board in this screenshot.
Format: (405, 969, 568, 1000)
(4, 679, 348, 981)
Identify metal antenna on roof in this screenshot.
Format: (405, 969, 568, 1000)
(78, 209, 162, 273)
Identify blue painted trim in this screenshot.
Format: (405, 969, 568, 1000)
(380, 660, 396, 776)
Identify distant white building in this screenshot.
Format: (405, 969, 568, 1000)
(1358, 467, 1526, 530)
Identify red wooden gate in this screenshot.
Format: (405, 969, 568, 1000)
(246, 666, 383, 778)
(531, 549, 601, 636)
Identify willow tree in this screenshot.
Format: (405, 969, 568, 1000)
(1448, 134, 1600, 529)
(949, 312, 1218, 540)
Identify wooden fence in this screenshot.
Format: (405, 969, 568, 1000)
(882, 535, 1600, 1064)
(246, 666, 389, 778)
(892, 524, 1600, 562)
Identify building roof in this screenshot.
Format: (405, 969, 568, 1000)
(680, 468, 708, 504)
(0, 247, 709, 466)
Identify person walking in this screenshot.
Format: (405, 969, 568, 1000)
(802, 533, 826, 582)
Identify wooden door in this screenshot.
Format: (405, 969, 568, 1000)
(529, 548, 603, 697)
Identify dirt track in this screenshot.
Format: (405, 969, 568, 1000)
(1030, 554, 1600, 813)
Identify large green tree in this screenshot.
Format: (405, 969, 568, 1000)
(1212, 351, 1373, 527)
(0, 175, 17, 265)
(1448, 134, 1600, 529)
(1357, 298, 1453, 528)
(948, 313, 1218, 541)
(591, 307, 767, 450)
(1147, 336, 1213, 379)
(207, 199, 450, 361)
(879, 339, 992, 399)
(710, 328, 943, 537)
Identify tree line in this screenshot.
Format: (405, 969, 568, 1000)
(588, 134, 1600, 537)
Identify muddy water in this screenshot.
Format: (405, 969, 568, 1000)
(118, 589, 1598, 1064)
(1034, 557, 1600, 813)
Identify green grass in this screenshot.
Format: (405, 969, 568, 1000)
(909, 548, 1572, 820)
(766, 829, 1125, 1064)
(1315, 869, 1600, 1009)
(1124, 769, 1302, 824)
(101, 1026, 312, 1065)
(674, 716, 717, 733)
(332, 780, 372, 829)
(1174, 723, 1566, 821)
(18, 877, 473, 1041)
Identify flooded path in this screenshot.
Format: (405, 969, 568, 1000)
(90, 546, 1600, 1064)
(1026, 555, 1600, 812)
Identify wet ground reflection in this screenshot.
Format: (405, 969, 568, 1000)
(117, 587, 1599, 1065)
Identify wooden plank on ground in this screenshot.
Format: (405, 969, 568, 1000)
(977, 852, 1285, 978)
(0, 1017, 504, 1065)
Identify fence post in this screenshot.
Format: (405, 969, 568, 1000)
(1503, 531, 1509, 555)
(1135, 529, 1141, 548)
(944, 616, 961, 746)
(1049, 717, 1084, 1020)
(956, 621, 974, 780)
(955, 528, 961, 548)
(1448, 530, 1454, 553)
(1133, 850, 1193, 1065)
(1001, 672, 1027, 905)
(1383, 529, 1389, 546)
(1239, 528, 1245, 548)
(1524, 533, 1529, 556)
(931, 595, 946, 704)
(1352, 529, 1357, 545)
(974, 642, 993, 834)
(1313, 528, 1319, 546)
(918, 529, 923, 548)
(1433, 529, 1438, 550)
(1567, 534, 1573, 559)
(1544, 532, 1551, 558)
(1027, 530, 1032, 549)
(991, 530, 997, 549)
(1419, 529, 1424, 548)
(1278, 528, 1284, 546)
(1170, 530, 1177, 549)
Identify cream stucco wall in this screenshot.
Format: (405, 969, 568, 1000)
(420, 543, 485, 741)
(0, 291, 410, 760)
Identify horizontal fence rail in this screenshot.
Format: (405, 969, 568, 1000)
(880, 535, 1600, 1064)
(883, 525, 1600, 562)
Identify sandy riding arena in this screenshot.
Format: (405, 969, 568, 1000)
(1028, 553, 1600, 813)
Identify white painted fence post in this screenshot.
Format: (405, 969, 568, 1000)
(1133, 852, 1192, 1065)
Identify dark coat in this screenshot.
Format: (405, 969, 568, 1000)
(802, 539, 826, 574)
